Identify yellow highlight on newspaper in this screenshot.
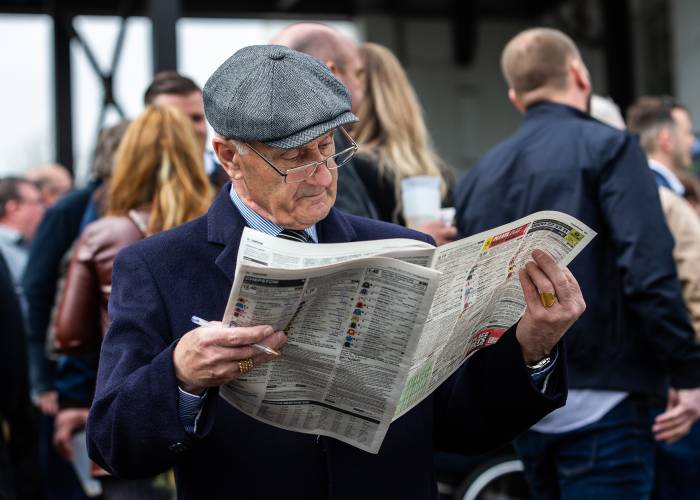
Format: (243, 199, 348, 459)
(565, 229, 585, 247)
(481, 236, 494, 251)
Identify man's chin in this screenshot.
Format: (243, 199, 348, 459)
(297, 202, 332, 226)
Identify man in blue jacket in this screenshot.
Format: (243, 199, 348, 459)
(454, 28, 700, 499)
(87, 44, 585, 499)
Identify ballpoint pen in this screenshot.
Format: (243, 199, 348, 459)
(190, 315, 280, 356)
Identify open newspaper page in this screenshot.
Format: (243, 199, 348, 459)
(235, 227, 436, 269)
(220, 256, 440, 453)
(393, 211, 596, 417)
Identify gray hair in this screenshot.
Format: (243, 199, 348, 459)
(231, 140, 249, 155)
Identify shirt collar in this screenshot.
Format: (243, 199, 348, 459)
(0, 224, 24, 245)
(228, 185, 318, 243)
(649, 159, 685, 196)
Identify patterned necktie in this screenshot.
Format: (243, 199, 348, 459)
(277, 229, 313, 243)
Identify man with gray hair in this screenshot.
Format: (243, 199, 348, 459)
(87, 44, 584, 499)
(454, 27, 700, 498)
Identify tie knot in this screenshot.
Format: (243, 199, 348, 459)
(277, 229, 313, 243)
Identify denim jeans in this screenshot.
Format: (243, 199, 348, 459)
(514, 396, 656, 500)
(652, 410, 700, 500)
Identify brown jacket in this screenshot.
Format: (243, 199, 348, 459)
(53, 211, 147, 353)
(659, 186, 700, 342)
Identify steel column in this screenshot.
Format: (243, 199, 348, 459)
(52, 9, 74, 174)
(149, 0, 180, 73)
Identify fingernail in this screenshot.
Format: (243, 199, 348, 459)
(532, 249, 544, 259)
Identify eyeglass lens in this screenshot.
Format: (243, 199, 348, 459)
(285, 148, 356, 183)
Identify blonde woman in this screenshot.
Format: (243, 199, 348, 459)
(52, 105, 213, 499)
(353, 42, 456, 244)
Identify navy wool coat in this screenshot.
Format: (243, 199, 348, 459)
(87, 185, 566, 500)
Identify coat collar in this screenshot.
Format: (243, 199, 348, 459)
(524, 101, 589, 122)
(207, 183, 359, 281)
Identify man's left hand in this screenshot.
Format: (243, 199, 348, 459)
(516, 249, 586, 365)
(653, 387, 700, 444)
(417, 220, 457, 246)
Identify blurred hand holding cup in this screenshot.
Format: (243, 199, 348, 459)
(400, 175, 441, 230)
(439, 207, 456, 226)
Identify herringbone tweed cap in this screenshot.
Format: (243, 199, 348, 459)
(203, 44, 358, 149)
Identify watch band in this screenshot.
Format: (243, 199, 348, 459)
(526, 356, 552, 371)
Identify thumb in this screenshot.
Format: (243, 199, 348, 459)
(667, 388, 679, 410)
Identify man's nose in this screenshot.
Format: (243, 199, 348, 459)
(306, 161, 333, 187)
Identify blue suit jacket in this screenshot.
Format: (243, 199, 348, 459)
(87, 185, 566, 499)
(454, 102, 700, 399)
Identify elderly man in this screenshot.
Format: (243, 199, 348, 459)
(454, 28, 700, 499)
(87, 45, 583, 499)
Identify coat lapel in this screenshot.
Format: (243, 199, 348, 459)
(317, 208, 358, 243)
(207, 184, 247, 282)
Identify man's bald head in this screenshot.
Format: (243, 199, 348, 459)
(272, 23, 365, 113)
(501, 28, 588, 110)
(271, 23, 347, 63)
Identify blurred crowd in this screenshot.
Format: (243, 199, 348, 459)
(2, 21, 700, 500)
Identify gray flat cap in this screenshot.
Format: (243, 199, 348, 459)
(203, 44, 358, 149)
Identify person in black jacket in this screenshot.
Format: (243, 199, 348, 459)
(0, 252, 42, 500)
(352, 42, 456, 246)
(454, 27, 700, 499)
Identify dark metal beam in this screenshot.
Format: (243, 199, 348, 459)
(149, 0, 179, 73)
(601, 0, 634, 112)
(451, 0, 477, 66)
(0, 0, 570, 19)
(52, 8, 74, 174)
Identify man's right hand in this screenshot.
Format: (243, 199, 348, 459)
(173, 322, 287, 395)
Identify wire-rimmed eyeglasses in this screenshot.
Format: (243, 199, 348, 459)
(245, 126, 358, 184)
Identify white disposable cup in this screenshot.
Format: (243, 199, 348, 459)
(70, 431, 103, 497)
(401, 176, 441, 229)
(439, 207, 456, 226)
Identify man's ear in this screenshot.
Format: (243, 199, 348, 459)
(657, 127, 674, 155)
(570, 59, 591, 94)
(325, 61, 339, 77)
(212, 137, 243, 181)
(3, 199, 18, 216)
(508, 88, 526, 114)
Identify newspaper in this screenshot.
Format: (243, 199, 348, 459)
(220, 211, 595, 453)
